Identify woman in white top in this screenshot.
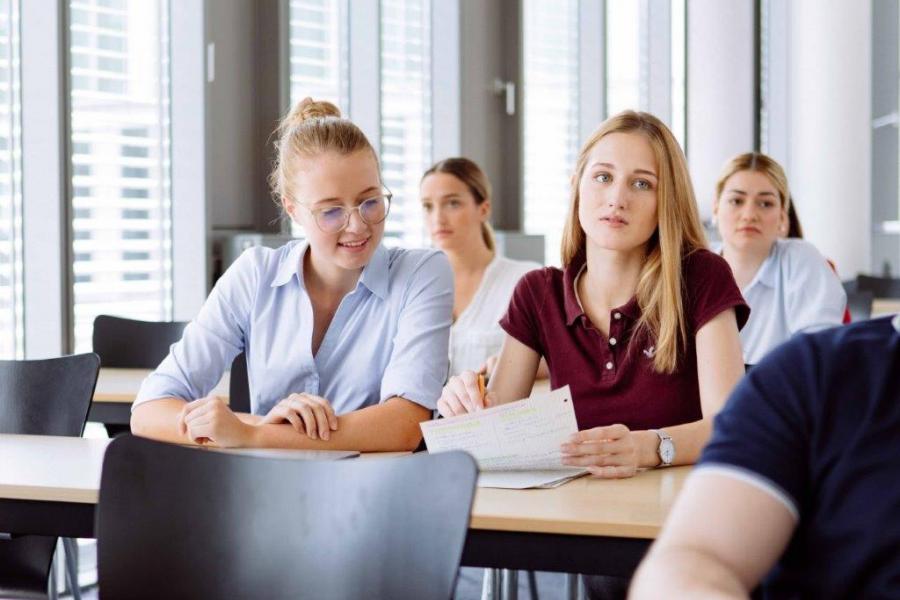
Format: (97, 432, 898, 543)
(713, 152, 846, 365)
(420, 158, 541, 376)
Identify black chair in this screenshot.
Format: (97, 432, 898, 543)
(228, 351, 251, 414)
(98, 436, 477, 600)
(846, 289, 874, 322)
(852, 275, 900, 299)
(92, 315, 187, 436)
(0, 354, 100, 600)
(92, 315, 253, 418)
(92, 315, 187, 369)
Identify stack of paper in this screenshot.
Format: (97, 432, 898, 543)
(420, 386, 588, 489)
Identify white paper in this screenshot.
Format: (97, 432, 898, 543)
(477, 470, 588, 490)
(421, 386, 588, 488)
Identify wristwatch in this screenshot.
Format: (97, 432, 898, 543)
(651, 429, 675, 466)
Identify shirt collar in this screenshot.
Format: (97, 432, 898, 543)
(271, 241, 308, 288)
(563, 250, 641, 326)
(893, 314, 900, 333)
(270, 240, 389, 300)
(563, 253, 587, 325)
(358, 243, 389, 299)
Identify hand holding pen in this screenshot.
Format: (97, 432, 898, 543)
(437, 370, 494, 417)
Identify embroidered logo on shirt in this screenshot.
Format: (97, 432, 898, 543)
(643, 346, 656, 359)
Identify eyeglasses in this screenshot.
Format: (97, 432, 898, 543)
(300, 192, 393, 234)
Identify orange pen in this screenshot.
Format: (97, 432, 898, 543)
(477, 373, 486, 406)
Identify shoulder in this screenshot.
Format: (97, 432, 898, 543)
(505, 266, 561, 311)
(775, 239, 830, 273)
(681, 248, 749, 329)
(682, 247, 734, 285)
(516, 265, 562, 292)
(752, 316, 895, 393)
(221, 242, 294, 285)
(800, 314, 896, 359)
(490, 256, 543, 289)
(495, 255, 542, 277)
(384, 246, 453, 288)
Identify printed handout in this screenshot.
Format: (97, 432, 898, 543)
(420, 386, 588, 489)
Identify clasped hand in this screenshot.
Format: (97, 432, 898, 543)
(178, 392, 339, 447)
(259, 392, 338, 440)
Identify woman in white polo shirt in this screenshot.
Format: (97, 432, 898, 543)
(713, 152, 846, 365)
(419, 158, 542, 377)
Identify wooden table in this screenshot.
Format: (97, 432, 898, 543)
(0, 435, 110, 538)
(872, 298, 900, 317)
(89, 368, 230, 426)
(462, 468, 685, 576)
(0, 433, 685, 577)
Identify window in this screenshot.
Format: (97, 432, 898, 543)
(288, 0, 348, 111)
(68, 0, 172, 352)
(121, 166, 149, 178)
(380, 0, 431, 248)
(0, 0, 22, 358)
(523, 0, 579, 266)
(605, 0, 641, 117)
(671, 0, 686, 150)
(287, 0, 348, 238)
(121, 144, 149, 158)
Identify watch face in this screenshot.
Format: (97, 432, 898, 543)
(660, 440, 675, 464)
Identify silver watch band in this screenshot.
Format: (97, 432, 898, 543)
(651, 428, 674, 466)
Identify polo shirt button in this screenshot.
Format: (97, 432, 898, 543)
(605, 361, 614, 370)
(613, 312, 622, 320)
(609, 337, 617, 346)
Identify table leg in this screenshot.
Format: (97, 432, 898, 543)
(501, 569, 518, 600)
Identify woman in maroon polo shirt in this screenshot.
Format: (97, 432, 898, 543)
(438, 110, 749, 479)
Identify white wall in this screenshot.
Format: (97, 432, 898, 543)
(687, 0, 755, 219)
(787, 0, 871, 277)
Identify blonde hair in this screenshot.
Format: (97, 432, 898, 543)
(422, 157, 495, 251)
(715, 151, 791, 216)
(561, 110, 707, 374)
(268, 97, 379, 209)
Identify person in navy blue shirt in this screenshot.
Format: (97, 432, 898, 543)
(631, 314, 900, 599)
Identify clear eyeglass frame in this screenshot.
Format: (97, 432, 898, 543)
(300, 189, 393, 234)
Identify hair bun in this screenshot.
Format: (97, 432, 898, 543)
(288, 97, 341, 126)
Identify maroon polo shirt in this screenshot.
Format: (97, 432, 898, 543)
(499, 248, 749, 431)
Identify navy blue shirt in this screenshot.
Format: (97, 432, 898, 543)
(698, 315, 900, 599)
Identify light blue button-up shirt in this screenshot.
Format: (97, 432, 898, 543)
(728, 238, 846, 365)
(134, 241, 453, 415)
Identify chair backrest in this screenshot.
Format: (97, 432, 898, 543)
(98, 436, 477, 600)
(0, 353, 100, 597)
(92, 315, 187, 368)
(846, 289, 874, 322)
(0, 353, 100, 436)
(228, 351, 251, 413)
(854, 275, 900, 299)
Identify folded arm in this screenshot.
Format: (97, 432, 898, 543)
(131, 396, 430, 451)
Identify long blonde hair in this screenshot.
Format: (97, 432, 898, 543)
(268, 97, 379, 209)
(561, 111, 707, 374)
(422, 157, 495, 251)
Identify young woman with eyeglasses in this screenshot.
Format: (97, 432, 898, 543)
(131, 98, 453, 450)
